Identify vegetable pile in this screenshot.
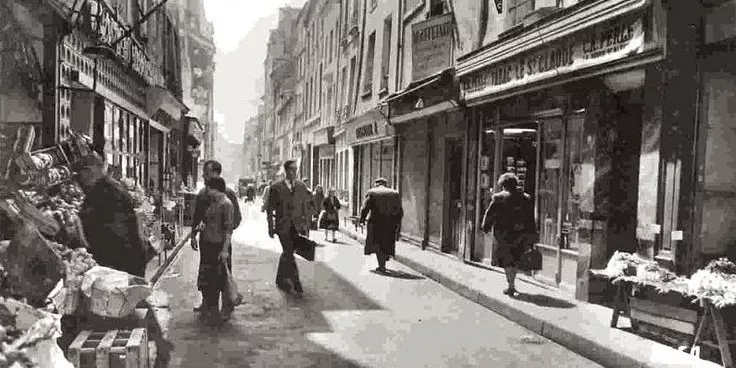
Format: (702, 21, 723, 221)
(688, 258, 736, 308)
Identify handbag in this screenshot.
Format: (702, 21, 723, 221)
(294, 234, 316, 261)
(519, 245, 542, 271)
(223, 261, 244, 306)
(317, 209, 327, 229)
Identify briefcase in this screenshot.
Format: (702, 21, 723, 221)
(295, 234, 316, 261)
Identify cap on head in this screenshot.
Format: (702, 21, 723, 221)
(374, 177, 388, 185)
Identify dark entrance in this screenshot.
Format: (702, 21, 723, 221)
(443, 137, 464, 254)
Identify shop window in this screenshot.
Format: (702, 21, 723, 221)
(538, 119, 563, 248)
(380, 140, 394, 187)
(704, 0, 736, 44)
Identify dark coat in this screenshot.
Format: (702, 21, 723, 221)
(320, 196, 341, 229)
(79, 176, 145, 277)
(265, 179, 313, 235)
(192, 186, 242, 232)
(481, 189, 537, 268)
(359, 185, 403, 256)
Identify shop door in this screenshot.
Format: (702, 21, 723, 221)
(534, 113, 589, 292)
(443, 137, 464, 254)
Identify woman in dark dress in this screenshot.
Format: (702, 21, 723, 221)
(320, 187, 341, 242)
(481, 173, 536, 297)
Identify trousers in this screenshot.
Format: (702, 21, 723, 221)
(276, 226, 300, 284)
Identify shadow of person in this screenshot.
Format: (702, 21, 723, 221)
(369, 269, 425, 280)
(513, 293, 576, 309)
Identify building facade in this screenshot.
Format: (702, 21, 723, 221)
(258, 0, 736, 303)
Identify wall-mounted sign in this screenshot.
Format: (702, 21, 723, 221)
(347, 119, 395, 145)
(460, 15, 645, 101)
(412, 13, 454, 81)
(319, 145, 336, 158)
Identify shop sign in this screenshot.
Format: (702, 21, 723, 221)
(347, 120, 394, 145)
(412, 13, 454, 81)
(460, 16, 644, 100)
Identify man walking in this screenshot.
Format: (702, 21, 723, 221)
(359, 178, 403, 274)
(191, 160, 242, 314)
(265, 160, 312, 294)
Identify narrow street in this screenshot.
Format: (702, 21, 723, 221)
(156, 199, 604, 368)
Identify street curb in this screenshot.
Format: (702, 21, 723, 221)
(339, 228, 719, 368)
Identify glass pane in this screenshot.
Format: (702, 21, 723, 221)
(380, 140, 394, 188)
(538, 118, 564, 247)
(479, 126, 497, 214)
(501, 124, 538, 197)
(371, 142, 381, 185)
(562, 114, 594, 252)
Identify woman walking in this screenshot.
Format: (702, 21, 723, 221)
(320, 188, 341, 242)
(312, 185, 325, 229)
(481, 173, 537, 297)
(193, 177, 234, 323)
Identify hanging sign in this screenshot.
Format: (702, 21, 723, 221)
(412, 13, 454, 81)
(460, 15, 645, 100)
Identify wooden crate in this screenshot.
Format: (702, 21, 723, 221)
(68, 328, 148, 368)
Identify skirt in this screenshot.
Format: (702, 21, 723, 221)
(318, 210, 339, 230)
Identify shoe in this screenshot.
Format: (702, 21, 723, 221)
(375, 267, 388, 275)
(193, 305, 202, 312)
(276, 280, 291, 292)
(221, 308, 233, 322)
(503, 288, 517, 296)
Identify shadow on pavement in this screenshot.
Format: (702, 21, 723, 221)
(161, 243, 379, 368)
(514, 293, 576, 309)
(369, 269, 425, 280)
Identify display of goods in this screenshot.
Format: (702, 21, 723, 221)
(605, 251, 646, 277)
(687, 269, 736, 308)
(0, 298, 64, 368)
(636, 261, 677, 284)
(0, 222, 65, 307)
(80, 267, 151, 319)
(704, 257, 736, 275)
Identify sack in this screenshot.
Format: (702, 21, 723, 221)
(80, 266, 151, 318)
(295, 234, 316, 261)
(519, 246, 542, 271)
(223, 262, 244, 306)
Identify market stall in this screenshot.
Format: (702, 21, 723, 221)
(0, 132, 171, 368)
(593, 252, 736, 367)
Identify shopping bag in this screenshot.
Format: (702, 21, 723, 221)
(295, 234, 316, 261)
(223, 262, 244, 306)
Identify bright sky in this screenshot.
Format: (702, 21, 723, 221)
(202, 0, 305, 144)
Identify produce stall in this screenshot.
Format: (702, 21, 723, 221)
(593, 252, 736, 367)
(0, 132, 172, 368)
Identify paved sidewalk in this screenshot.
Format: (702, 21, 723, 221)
(340, 226, 720, 368)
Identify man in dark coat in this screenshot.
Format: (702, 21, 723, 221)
(359, 177, 403, 274)
(191, 160, 242, 312)
(481, 173, 537, 296)
(76, 154, 146, 277)
(265, 160, 313, 294)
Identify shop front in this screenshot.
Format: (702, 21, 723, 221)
(313, 126, 336, 188)
(387, 68, 465, 253)
(458, 0, 665, 298)
(334, 127, 351, 218)
(182, 116, 203, 188)
(344, 108, 396, 216)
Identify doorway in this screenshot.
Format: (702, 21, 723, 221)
(443, 137, 464, 254)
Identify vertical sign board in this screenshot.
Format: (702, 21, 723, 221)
(411, 13, 454, 82)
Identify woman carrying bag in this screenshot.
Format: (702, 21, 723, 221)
(319, 188, 341, 242)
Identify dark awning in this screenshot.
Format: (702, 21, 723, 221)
(385, 68, 460, 124)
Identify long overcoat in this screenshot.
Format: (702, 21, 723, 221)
(359, 186, 403, 257)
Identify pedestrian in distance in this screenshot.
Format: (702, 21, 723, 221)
(261, 180, 273, 213)
(319, 187, 341, 243)
(359, 178, 403, 275)
(312, 185, 325, 231)
(191, 177, 235, 323)
(481, 173, 537, 297)
(191, 160, 242, 313)
(264, 160, 313, 294)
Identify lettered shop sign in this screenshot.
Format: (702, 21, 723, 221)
(460, 16, 644, 100)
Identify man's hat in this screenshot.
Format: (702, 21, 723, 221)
(374, 177, 388, 185)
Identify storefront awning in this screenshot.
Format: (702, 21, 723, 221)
(343, 106, 394, 146)
(146, 86, 189, 120)
(386, 68, 460, 124)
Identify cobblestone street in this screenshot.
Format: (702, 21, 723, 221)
(153, 200, 603, 368)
